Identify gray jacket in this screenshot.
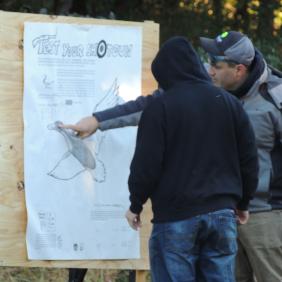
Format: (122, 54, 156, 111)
(94, 64, 282, 212)
(241, 64, 282, 211)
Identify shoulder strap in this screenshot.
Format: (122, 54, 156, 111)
(259, 83, 282, 113)
(268, 64, 282, 78)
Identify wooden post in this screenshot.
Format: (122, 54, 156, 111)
(135, 270, 147, 282)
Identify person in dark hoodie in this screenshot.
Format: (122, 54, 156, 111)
(61, 31, 282, 282)
(123, 36, 258, 281)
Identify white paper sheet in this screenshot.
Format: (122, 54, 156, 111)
(23, 22, 142, 260)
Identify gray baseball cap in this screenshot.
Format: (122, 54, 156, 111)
(200, 31, 255, 66)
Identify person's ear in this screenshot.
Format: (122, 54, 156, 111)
(235, 64, 248, 78)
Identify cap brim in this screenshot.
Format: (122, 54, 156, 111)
(199, 37, 221, 55)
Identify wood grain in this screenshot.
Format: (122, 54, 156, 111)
(0, 10, 159, 269)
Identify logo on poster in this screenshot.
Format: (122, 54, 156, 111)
(32, 35, 133, 58)
(32, 34, 60, 55)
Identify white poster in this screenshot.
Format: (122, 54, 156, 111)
(23, 22, 142, 260)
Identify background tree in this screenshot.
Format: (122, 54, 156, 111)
(234, 0, 250, 32)
(0, 0, 281, 68)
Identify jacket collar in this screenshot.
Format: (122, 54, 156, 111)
(229, 50, 265, 98)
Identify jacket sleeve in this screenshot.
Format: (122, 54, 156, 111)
(128, 99, 166, 214)
(93, 89, 163, 131)
(272, 108, 282, 183)
(278, 110, 282, 145)
(236, 103, 259, 210)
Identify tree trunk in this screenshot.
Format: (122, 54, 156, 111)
(212, 0, 223, 28)
(257, 0, 278, 39)
(234, 0, 249, 32)
(54, 0, 73, 15)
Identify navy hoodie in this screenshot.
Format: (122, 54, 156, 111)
(128, 37, 259, 223)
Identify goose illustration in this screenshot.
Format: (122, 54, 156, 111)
(47, 78, 122, 182)
(47, 120, 100, 181)
(43, 74, 54, 89)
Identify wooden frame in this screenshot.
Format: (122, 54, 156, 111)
(0, 10, 159, 274)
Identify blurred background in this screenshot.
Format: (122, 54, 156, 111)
(0, 0, 281, 68)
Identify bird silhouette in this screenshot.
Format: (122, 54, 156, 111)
(47, 78, 122, 182)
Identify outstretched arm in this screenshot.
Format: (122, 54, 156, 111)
(60, 116, 99, 138)
(60, 89, 163, 137)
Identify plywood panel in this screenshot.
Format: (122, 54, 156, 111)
(0, 10, 159, 269)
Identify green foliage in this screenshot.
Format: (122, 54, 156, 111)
(254, 39, 282, 69)
(0, 267, 151, 282)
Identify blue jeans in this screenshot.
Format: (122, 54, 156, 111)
(149, 209, 237, 282)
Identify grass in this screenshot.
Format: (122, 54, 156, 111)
(0, 267, 150, 282)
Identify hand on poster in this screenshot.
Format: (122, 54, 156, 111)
(60, 116, 100, 138)
(125, 209, 142, 231)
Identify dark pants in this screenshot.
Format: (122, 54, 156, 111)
(68, 268, 87, 282)
(236, 210, 282, 282)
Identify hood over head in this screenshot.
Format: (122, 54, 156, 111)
(151, 36, 211, 91)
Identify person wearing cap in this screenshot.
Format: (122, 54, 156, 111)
(199, 31, 282, 282)
(61, 31, 282, 282)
